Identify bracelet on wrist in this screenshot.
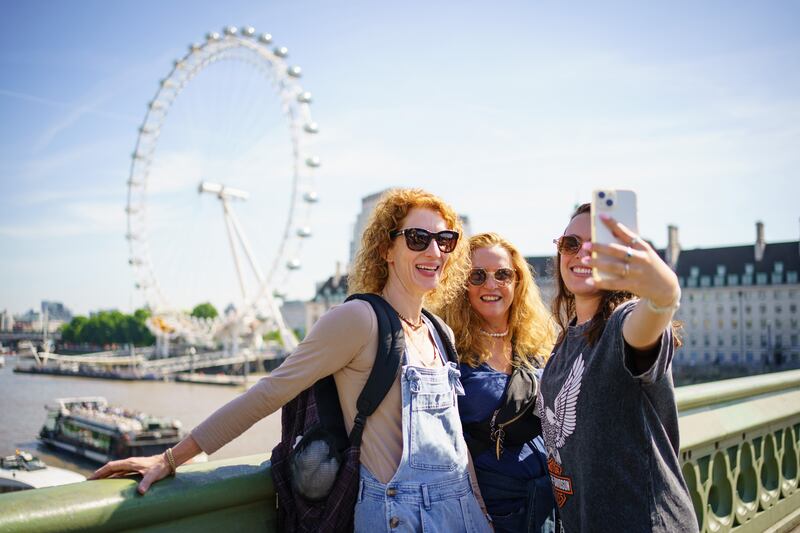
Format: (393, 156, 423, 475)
(165, 447, 177, 475)
(643, 294, 681, 314)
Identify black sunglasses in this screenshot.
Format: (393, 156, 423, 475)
(390, 228, 460, 253)
(468, 268, 516, 287)
(553, 234, 585, 256)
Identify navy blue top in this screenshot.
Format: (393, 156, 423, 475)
(458, 362, 548, 480)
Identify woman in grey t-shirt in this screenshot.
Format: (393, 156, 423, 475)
(538, 203, 698, 532)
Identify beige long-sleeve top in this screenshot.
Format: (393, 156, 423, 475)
(190, 299, 485, 509)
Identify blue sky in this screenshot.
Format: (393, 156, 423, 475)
(1, 1, 799, 315)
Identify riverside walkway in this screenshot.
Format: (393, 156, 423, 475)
(1, 370, 799, 533)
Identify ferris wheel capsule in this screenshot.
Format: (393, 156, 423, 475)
(303, 191, 319, 203)
(206, 32, 221, 41)
(241, 26, 255, 37)
(297, 227, 312, 237)
(274, 46, 289, 58)
(259, 33, 273, 44)
(297, 91, 312, 103)
(287, 66, 302, 78)
(287, 259, 301, 270)
(303, 122, 319, 134)
(224, 26, 238, 36)
(305, 156, 321, 168)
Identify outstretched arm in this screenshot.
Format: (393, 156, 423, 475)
(583, 214, 680, 352)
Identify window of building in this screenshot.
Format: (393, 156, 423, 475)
(791, 334, 798, 347)
(746, 335, 753, 346)
(732, 335, 738, 345)
(731, 319, 738, 329)
(716, 305, 724, 314)
(690, 337, 697, 347)
(745, 305, 752, 314)
(746, 352, 753, 363)
(714, 275, 725, 287)
(775, 261, 784, 273)
(690, 308, 697, 316)
(746, 320, 753, 329)
(756, 273, 768, 285)
(774, 290, 782, 299)
(688, 293, 695, 303)
(745, 263, 754, 275)
(717, 319, 724, 329)
(742, 274, 753, 286)
(716, 265, 726, 276)
(791, 304, 797, 314)
(731, 306, 737, 314)
(703, 335, 710, 347)
(703, 319, 711, 330)
(759, 304, 767, 314)
(760, 335, 767, 347)
(714, 291, 722, 301)
(776, 319, 783, 329)
(788, 272, 798, 284)
(758, 290, 766, 300)
(727, 274, 739, 286)
(792, 319, 799, 329)
(717, 336, 724, 347)
(690, 266, 700, 278)
(776, 305, 783, 314)
(731, 353, 739, 363)
(701, 276, 711, 287)
(776, 334, 783, 347)
(688, 277, 698, 288)
(773, 273, 784, 284)
(678, 277, 685, 287)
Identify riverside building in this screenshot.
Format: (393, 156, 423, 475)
(527, 221, 800, 369)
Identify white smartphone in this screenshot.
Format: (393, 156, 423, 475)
(591, 189, 638, 282)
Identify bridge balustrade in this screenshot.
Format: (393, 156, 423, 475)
(1, 371, 799, 532)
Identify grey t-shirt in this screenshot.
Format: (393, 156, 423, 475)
(537, 300, 698, 532)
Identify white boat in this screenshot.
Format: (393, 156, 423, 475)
(0, 450, 86, 494)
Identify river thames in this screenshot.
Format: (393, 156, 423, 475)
(0, 356, 281, 477)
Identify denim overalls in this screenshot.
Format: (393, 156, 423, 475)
(354, 316, 492, 532)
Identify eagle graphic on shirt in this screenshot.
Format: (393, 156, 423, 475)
(537, 354, 585, 507)
(536, 354, 585, 465)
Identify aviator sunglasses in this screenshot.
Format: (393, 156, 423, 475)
(553, 234, 585, 256)
(390, 228, 460, 253)
(468, 268, 517, 287)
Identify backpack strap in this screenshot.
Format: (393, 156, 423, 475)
(344, 293, 405, 446)
(421, 309, 459, 364)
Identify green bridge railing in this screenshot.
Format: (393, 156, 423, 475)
(1, 370, 799, 533)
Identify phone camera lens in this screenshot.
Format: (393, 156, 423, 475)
(606, 199, 613, 207)
(598, 191, 606, 199)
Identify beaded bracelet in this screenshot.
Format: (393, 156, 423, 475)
(165, 447, 177, 475)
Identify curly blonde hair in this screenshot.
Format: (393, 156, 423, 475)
(348, 188, 470, 309)
(437, 232, 556, 369)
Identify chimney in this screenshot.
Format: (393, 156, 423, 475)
(755, 221, 766, 262)
(334, 261, 342, 287)
(666, 225, 681, 270)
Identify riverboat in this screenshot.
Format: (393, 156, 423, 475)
(38, 397, 183, 464)
(0, 450, 86, 494)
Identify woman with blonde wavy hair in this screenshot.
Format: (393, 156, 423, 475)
(91, 188, 492, 532)
(439, 232, 557, 532)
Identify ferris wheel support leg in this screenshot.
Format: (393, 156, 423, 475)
(226, 203, 299, 352)
(221, 198, 249, 302)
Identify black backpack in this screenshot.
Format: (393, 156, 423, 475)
(270, 293, 458, 532)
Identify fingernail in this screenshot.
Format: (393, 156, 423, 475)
(599, 213, 610, 221)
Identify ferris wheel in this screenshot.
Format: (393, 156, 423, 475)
(125, 26, 320, 352)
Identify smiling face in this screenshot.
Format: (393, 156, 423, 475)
(559, 212, 597, 297)
(467, 245, 515, 328)
(385, 207, 452, 297)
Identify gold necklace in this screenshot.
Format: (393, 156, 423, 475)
(404, 324, 439, 366)
(397, 312, 424, 330)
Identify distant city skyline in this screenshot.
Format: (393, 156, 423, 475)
(2, 1, 799, 315)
